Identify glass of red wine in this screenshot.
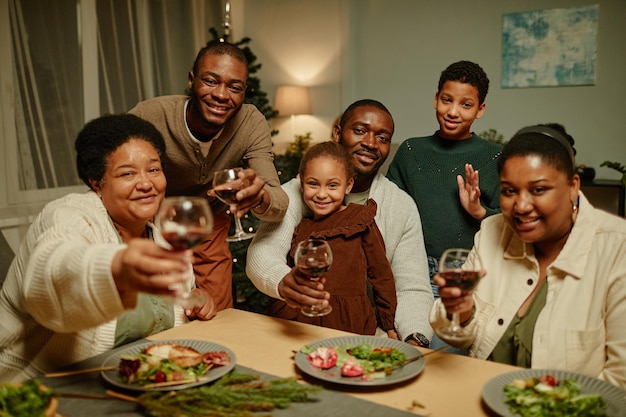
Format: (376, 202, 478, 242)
(295, 238, 333, 317)
(434, 248, 484, 343)
(212, 167, 255, 242)
(154, 196, 213, 308)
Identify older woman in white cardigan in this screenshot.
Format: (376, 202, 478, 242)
(0, 114, 215, 382)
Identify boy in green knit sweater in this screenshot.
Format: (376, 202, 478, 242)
(387, 60, 502, 299)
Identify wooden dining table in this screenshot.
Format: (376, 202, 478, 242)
(149, 308, 519, 416)
(41, 308, 522, 417)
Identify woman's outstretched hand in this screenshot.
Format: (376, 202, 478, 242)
(111, 238, 191, 308)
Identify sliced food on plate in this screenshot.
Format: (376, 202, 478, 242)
(295, 335, 425, 386)
(118, 342, 231, 387)
(301, 342, 406, 380)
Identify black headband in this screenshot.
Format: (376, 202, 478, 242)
(513, 125, 575, 164)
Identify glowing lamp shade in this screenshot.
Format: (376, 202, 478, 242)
(273, 86, 312, 117)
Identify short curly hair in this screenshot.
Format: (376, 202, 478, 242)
(75, 113, 166, 189)
(339, 99, 393, 131)
(438, 61, 490, 105)
(298, 141, 355, 181)
(192, 40, 248, 79)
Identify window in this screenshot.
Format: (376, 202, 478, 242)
(10, 0, 83, 191)
(0, 0, 221, 214)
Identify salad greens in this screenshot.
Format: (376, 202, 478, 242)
(120, 352, 212, 386)
(301, 343, 406, 376)
(118, 342, 231, 386)
(340, 343, 405, 373)
(503, 375, 608, 417)
(0, 379, 52, 417)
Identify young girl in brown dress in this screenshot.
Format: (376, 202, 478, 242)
(269, 141, 398, 337)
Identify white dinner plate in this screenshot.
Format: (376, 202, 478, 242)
(294, 335, 424, 387)
(101, 339, 236, 392)
(482, 368, 626, 417)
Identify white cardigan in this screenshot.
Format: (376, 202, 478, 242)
(0, 192, 188, 382)
(430, 193, 626, 390)
(247, 174, 433, 341)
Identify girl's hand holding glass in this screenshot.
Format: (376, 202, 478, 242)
(295, 238, 333, 317)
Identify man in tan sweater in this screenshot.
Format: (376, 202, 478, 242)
(130, 41, 287, 311)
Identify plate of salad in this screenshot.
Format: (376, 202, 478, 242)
(101, 339, 236, 391)
(294, 335, 424, 386)
(482, 369, 626, 417)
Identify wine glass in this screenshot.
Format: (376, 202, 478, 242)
(154, 196, 213, 308)
(295, 238, 333, 317)
(212, 168, 256, 242)
(434, 248, 484, 343)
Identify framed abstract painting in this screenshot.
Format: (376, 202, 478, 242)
(502, 5, 599, 88)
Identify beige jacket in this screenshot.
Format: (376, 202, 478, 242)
(431, 193, 626, 389)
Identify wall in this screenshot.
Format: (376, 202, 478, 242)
(243, 0, 347, 153)
(243, 0, 626, 180)
(2, 0, 623, 250)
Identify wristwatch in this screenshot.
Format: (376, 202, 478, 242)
(404, 332, 430, 348)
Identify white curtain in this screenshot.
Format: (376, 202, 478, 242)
(9, 0, 222, 191)
(10, 0, 82, 189)
(98, 0, 223, 113)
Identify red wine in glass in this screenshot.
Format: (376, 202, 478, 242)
(434, 248, 484, 343)
(299, 263, 331, 282)
(161, 228, 212, 251)
(212, 168, 256, 242)
(440, 270, 482, 292)
(214, 189, 238, 205)
(295, 238, 333, 317)
(155, 196, 214, 308)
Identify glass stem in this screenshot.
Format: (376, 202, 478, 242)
(234, 215, 245, 235)
(450, 312, 462, 332)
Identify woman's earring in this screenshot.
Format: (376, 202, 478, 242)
(572, 199, 579, 223)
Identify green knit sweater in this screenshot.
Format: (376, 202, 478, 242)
(387, 132, 502, 258)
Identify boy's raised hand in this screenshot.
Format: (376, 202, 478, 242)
(457, 163, 487, 220)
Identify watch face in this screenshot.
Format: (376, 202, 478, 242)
(411, 333, 429, 347)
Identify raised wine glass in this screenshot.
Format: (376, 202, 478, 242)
(434, 248, 484, 343)
(154, 196, 213, 308)
(212, 167, 256, 242)
(295, 238, 333, 317)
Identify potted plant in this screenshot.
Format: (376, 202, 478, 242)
(600, 161, 626, 186)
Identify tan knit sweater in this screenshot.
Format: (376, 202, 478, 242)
(129, 96, 288, 221)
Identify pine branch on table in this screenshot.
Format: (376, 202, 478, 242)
(137, 371, 322, 417)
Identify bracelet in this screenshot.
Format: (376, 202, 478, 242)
(253, 195, 265, 210)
